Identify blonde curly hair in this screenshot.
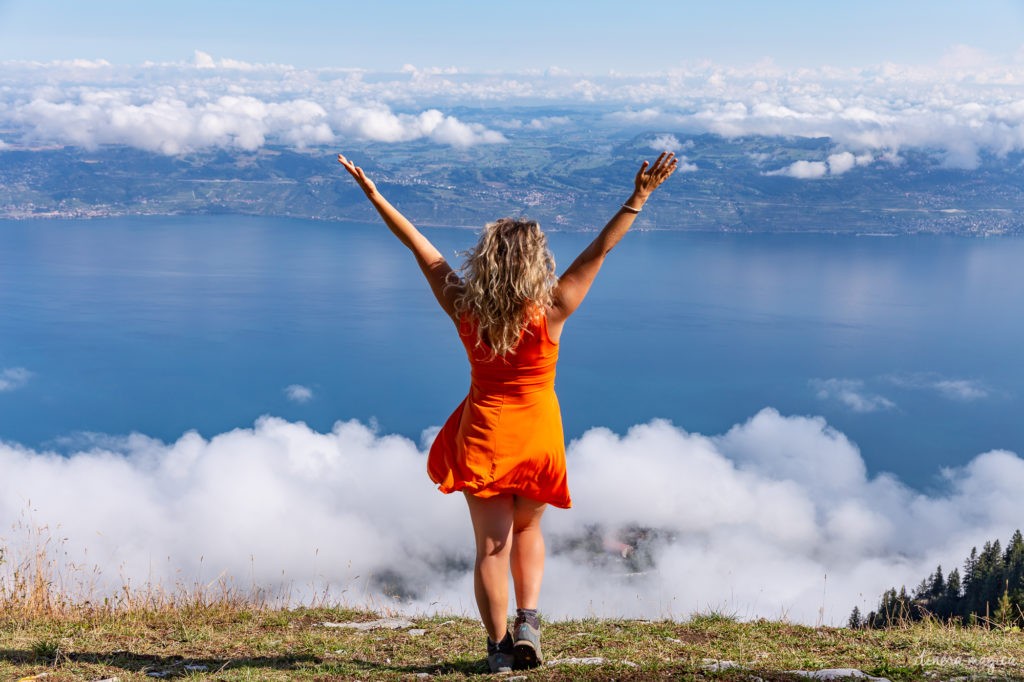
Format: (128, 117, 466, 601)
(452, 217, 557, 357)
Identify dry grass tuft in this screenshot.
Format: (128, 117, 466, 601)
(1, 518, 292, 625)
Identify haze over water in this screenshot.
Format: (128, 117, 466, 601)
(2, 215, 1021, 491)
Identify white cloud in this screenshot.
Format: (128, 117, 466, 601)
(284, 384, 314, 403)
(933, 380, 988, 401)
(767, 151, 873, 180)
(2, 409, 1021, 626)
(939, 44, 996, 71)
(192, 50, 270, 72)
(55, 58, 113, 69)
(193, 50, 216, 69)
(0, 367, 31, 392)
(855, 152, 874, 166)
(885, 373, 991, 402)
(18, 94, 335, 154)
(810, 378, 895, 413)
(333, 100, 506, 147)
(609, 107, 664, 123)
(648, 133, 686, 152)
(768, 160, 829, 179)
(827, 151, 856, 175)
(401, 64, 463, 77)
(647, 134, 698, 172)
(526, 116, 571, 130)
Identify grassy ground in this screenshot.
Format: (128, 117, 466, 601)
(2, 605, 1023, 681)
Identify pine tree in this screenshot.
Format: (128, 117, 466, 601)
(963, 546, 978, 589)
(980, 540, 1005, 622)
(848, 605, 863, 629)
(929, 564, 945, 598)
(963, 543, 992, 619)
(942, 567, 962, 621)
(1004, 529, 1024, 625)
(946, 567, 962, 599)
(1004, 530, 1023, 567)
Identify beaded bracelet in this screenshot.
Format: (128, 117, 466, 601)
(620, 203, 642, 214)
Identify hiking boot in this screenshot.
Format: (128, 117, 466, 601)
(513, 612, 542, 669)
(487, 631, 514, 673)
(487, 650, 513, 673)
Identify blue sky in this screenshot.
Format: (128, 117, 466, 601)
(1, 0, 1022, 71)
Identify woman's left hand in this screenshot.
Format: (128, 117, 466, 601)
(337, 153, 379, 199)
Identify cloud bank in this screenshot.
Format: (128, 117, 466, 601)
(2, 408, 1021, 626)
(20, 95, 335, 155)
(0, 55, 509, 153)
(5, 49, 1024, 163)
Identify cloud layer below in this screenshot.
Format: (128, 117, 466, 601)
(2, 408, 1021, 626)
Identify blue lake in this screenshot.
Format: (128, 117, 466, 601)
(1, 216, 1022, 492)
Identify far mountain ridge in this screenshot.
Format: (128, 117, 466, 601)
(2, 132, 1022, 235)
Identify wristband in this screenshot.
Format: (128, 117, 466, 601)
(620, 203, 642, 214)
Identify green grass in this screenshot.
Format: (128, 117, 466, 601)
(2, 529, 1021, 680)
(2, 606, 1023, 681)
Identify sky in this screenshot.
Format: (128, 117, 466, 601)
(1, 0, 1023, 72)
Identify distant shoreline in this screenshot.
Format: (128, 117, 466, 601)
(1, 211, 1017, 237)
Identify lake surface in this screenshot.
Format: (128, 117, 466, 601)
(2, 216, 1022, 491)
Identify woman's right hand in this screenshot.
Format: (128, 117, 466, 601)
(337, 153, 379, 199)
(633, 151, 678, 201)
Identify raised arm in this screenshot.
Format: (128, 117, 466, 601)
(337, 153, 459, 322)
(548, 152, 678, 333)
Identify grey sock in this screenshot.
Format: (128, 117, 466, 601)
(516, 607, 540, 629)
(487, 630, 513, 655)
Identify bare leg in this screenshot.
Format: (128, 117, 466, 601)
(510, 495, 547, 609)
(464, 492, 514, 642)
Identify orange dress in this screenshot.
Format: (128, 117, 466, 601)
(427, 308, 572, 508)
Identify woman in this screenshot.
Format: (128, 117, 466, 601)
(337, 150, 677, 672)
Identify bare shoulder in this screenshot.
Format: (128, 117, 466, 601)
(444, 278, 468, 327)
